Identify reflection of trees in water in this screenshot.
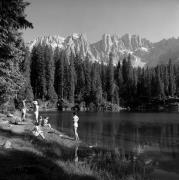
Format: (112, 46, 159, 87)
(106, 121, 179, 154)
(80, 119, 179, 171)
(78, 118, 179, 156)
(85, 146, 154, 180)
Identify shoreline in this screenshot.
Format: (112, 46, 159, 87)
(0, 112, 80, 148)
(1, 111, 177, 180)
(0, 111, 103, 179)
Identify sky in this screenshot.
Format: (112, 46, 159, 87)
(22, 0, 179, 43)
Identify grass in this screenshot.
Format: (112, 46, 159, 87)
(0, 112, 156, 180)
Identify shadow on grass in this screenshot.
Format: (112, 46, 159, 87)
(0, 127, 73, 159)
(0, 126, 158, 180)
(0, 127, 97, 180)
(0, 149, 97, 180)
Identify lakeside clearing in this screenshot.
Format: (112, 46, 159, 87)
(1, 111, 177, 180)
(0, 112, 102, 180)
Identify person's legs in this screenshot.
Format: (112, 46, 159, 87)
(74, 127, 79, 141)
(21, 112, 24, 121)
(22, 109, 26, 121)
(39, 131, 45, 139)
(35, 112, 39, 123)
(24, 109, 26, 120)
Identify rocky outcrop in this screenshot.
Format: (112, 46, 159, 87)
(90, 33, 151, 66)
(27, 33, 179, 67)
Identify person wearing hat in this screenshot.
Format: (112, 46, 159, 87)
(33, 101, 39, 123)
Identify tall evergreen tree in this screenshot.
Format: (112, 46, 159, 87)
(44, 45, 57, 101)
(106, 52, 114, 102)
(168, 59, 176, 96)
(55, 50, 64, 99)
(36, 45, 46, 99)
(115, 61, 123, 97)
(74, 55, 85, 100)
(122, 58, 128, 82)
(19, 47, 34, 101)
(122, 55, 134, 104)
(91, 63, 102, 105)
(30, 45, 46, 99)
(164, 66, 169, 96)
(54, 47, 61, 96)
(100, 61, 107, 99)
(68, 52, 76, 103)
(83, 55, 92, 105)
(156, 66, 165, 98)
(63, 53, 70, 100)
(0, 0, 33, 104)
(30, 46, 39, 98)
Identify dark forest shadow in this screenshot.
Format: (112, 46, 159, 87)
(0, 149, 97, 180)
(0, 127, 97, 180)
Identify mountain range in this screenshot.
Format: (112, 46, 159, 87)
(27, 33, 179, 67)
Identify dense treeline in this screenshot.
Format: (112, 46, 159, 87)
(1, 0, 179, 110)
(26, 44, 179, 109)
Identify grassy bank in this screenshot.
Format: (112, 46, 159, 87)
(0, 112, 155, 180)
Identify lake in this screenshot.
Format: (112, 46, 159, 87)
(41, 111, 179, 180)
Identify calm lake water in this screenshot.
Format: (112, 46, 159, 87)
(41, 111, 179, 179)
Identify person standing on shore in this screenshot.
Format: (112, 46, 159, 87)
(33, 101, 39, 123)
(21, 99, 27, 121)
(73, 112, 79, 141)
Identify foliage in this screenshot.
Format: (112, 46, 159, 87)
(0, 0, 33, 105)
(29, 45, 179, 109)
(30, 44, 57, 102)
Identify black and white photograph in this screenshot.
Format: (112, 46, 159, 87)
(1, 0, 179, 179)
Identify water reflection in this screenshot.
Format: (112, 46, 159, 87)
(42, 112, 179, 177)
(74, 143, 79, 163)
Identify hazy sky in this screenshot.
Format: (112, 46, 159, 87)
(23, 0, 179, 43)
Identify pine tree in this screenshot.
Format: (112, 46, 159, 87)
(68, 52, 76, 103)
(55, 50, 64, 99)
(122, 58, 128, 82)
(115, 61, 123, 97)
(44, 45, 57, 101)
(122, 55, 134, 104)
(37, 45, 46, 99)
(164, 66, 169, 96)
(83, 55, 92, 105)
(175, 66, 179, 96)
(156, 66, 165, 98)
(100, 62, 107, 99)
(19, 47, 34, 101)
(63, 53, 70, 100)
(54, 47, 61, 96)
(30, 46, 39, 98)
(0, 0, 33, 104)
(91, 63, 102, 105)
(168, 59, 176, 96)
(74, 55, 85, 101)
(106, 52, 114, 102)
(30, 45, 46, 99)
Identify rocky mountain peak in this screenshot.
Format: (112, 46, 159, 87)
(27, 35, 65, 51)
(27, 33, 179, 67)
